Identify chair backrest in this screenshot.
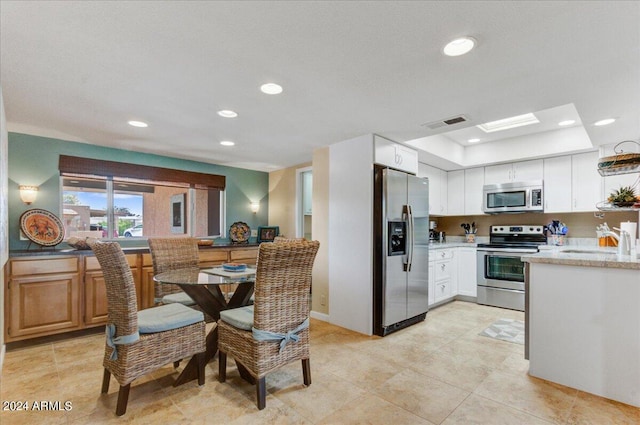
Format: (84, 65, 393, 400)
(148, 237, 199, 299)
(253, 239, 320, 334)
(148, 237, 200, 275)
(90, 241, 138, 335)
(273, 236, 307, 243)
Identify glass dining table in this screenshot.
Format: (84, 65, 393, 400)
(153, 266, 256, 386)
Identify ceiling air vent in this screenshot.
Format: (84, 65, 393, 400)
(422, 114, 469, 130)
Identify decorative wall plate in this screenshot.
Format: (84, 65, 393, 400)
(20, 209, 65, 247)
(229, 221, 250, 243)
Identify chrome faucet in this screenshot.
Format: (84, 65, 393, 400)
(603, 228, 631, 256)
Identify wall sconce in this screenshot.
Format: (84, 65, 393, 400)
(19, 185, 39, 205)
(250, 202, 260, 214)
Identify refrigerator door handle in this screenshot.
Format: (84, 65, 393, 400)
(405, 204, 414, 272)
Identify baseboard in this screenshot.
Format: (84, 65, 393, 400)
(456, 295, 478, 303)
(310, 310, 329, 322)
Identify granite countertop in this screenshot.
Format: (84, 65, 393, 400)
(522, 246, 640, 270)
(9, 242, 260, 257)
(428, 242, 477, 249)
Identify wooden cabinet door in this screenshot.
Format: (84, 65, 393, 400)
(84, 270, 109, 325)
(84, 254, 141, 326)
(8, 273, 80, 339)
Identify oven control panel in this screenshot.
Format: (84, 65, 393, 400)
(490, 225, 544, 235)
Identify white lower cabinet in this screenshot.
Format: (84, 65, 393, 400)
(429, 246, 476, 306)
(457, 247, 477, 297)
(428, 257, 435, 306)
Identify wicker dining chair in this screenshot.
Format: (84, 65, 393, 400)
(217, 239, 320, 409)
(90, 241, 206, 416)
(148, 237, 200, 306)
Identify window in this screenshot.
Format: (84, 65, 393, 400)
(62, 176, 223, 240)
(59, 156, 226, 240)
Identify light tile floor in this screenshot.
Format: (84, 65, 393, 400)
(1, 301, 639, 424)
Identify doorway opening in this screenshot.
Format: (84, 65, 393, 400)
(296, 167, 312, 240)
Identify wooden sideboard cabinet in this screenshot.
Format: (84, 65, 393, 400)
(6, 256, 81, 340)
(4, 245, 259, 342)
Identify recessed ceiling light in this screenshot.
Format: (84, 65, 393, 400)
(558, 120, 575, 126)
(220, 141, 235, 146)
(443, 37, 476, 57)
(260, 83, 283, 95)
(128, 120, 148, 128)
(594, 118, 616, 126)
(468, 138, 481, 143)
(217, 110, 238, 118)
(477, 113, 540, 133)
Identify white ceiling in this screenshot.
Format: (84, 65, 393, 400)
(1, 1, 639, 172)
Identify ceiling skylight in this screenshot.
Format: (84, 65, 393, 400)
(476, 113, 540, 133)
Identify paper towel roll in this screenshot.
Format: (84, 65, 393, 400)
(620, 221, 637, 241)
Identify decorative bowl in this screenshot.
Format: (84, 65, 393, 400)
(222, 262, 247, 272)
(197, 239, 214, 246)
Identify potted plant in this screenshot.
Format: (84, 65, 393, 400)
(607, 185, 637, 207)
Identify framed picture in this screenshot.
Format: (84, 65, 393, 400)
(170, 193, 186, 234)
(257, 226, 279, 243)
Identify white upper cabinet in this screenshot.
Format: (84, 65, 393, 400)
(418, 163, 447, 215)
(543, 155, 572, 213)
(464, 167, 485, 215)
(447, 170, 465, 215)
(571, 151, 603, 212)
(484, 159, 543, 185)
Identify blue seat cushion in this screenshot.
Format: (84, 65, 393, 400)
(162, 291, 196, 306)
(219, 305, 254, 331)
(138, 303, 204, 334)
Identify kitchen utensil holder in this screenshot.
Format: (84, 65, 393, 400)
(547, 235, 565, 246)
(465, 233, 476, 243)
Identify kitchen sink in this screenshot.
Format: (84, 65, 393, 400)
(560, 249, 608, 254)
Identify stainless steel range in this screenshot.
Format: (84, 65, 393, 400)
(476, 225, 546, 311)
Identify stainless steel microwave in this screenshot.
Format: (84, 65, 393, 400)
(482, 180, 543, 213)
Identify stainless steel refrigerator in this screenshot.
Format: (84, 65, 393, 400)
(373, 165, 430, 336)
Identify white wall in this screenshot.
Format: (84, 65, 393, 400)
(328, 134, 374, 335)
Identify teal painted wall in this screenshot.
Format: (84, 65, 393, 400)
(7, 133, 269, 249)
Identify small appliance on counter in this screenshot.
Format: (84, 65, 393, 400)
(429, 220, 438, 243)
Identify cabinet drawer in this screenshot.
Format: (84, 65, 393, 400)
(229, 249, 258, 262)
(11, 257, 78, 276)
(435, 260, 452, 282)
(142, 253, 153, 267)
(198, 250, 228, 264)
(434, 280, 451, 302)
(85, 254, 137, 270)
(433, 249, 453, 260)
